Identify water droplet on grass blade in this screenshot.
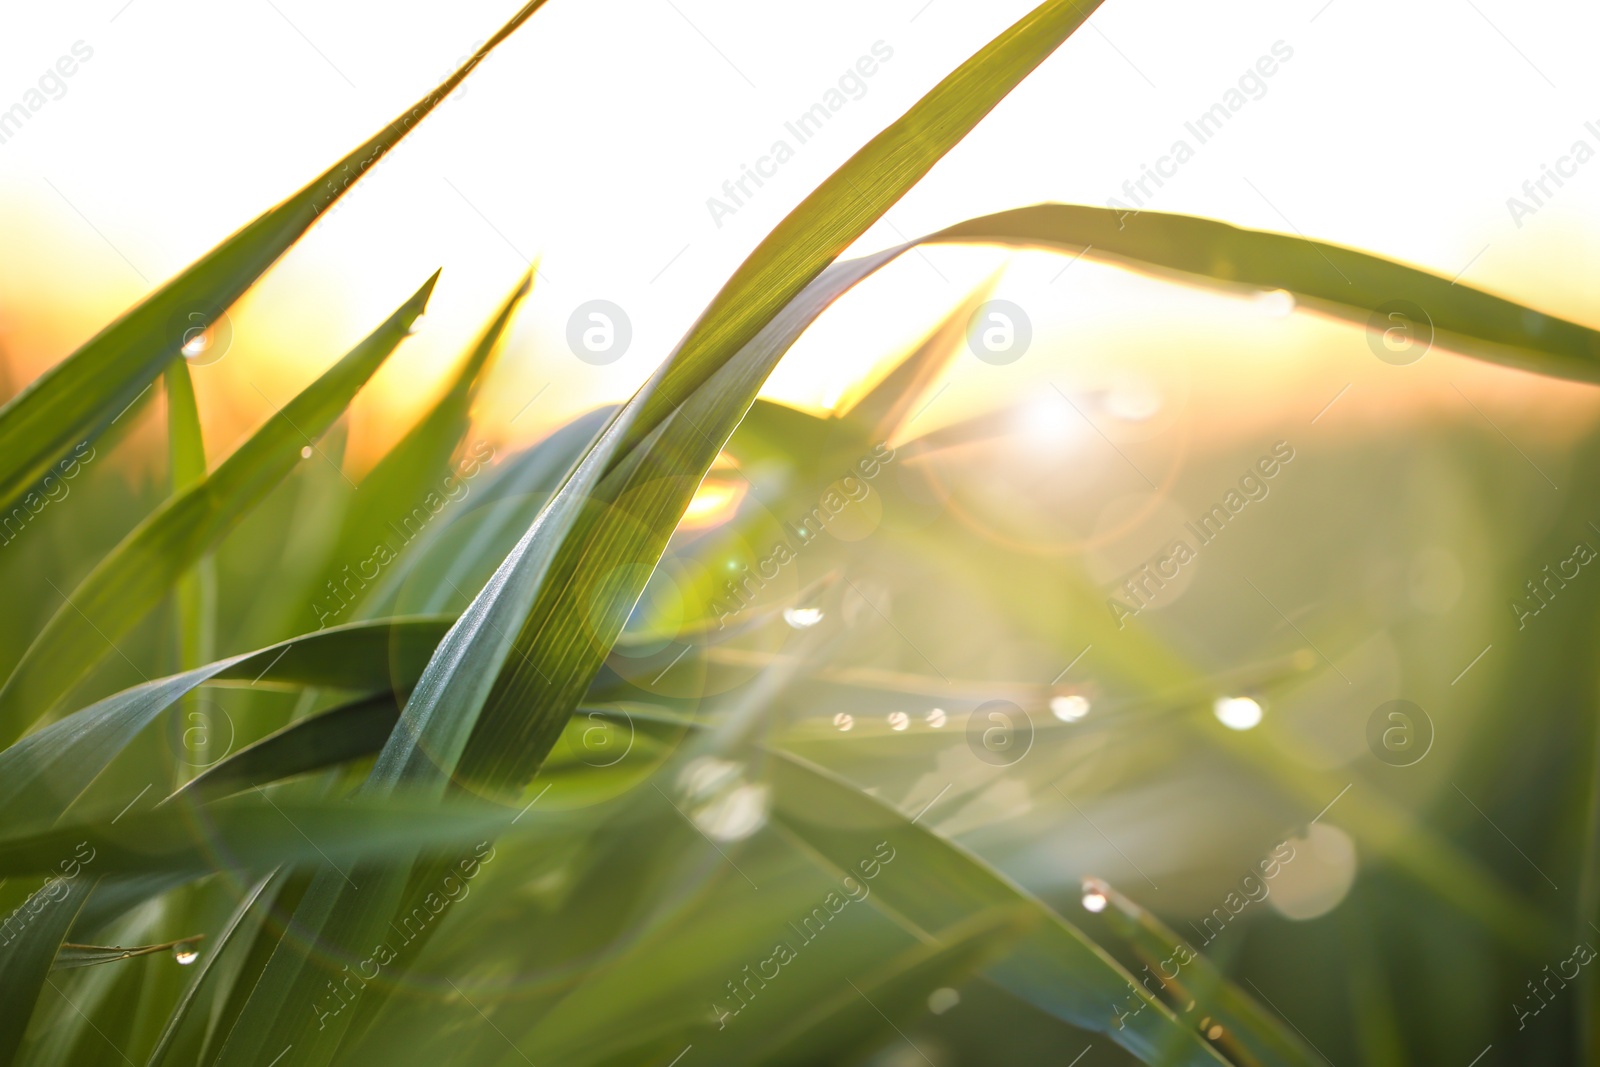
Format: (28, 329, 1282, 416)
(783, 606, 824, 629)
(1254, 288, 1295, 317)
(1050, 694, 1089, 722)
(692, 782, 769, 842)
(1213, 696, 1262, 730)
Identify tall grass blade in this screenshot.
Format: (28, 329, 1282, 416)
(0, 1, 552, 514)
(768, 752, 1230, 1065)
(930, 203, 1600, 382)
(0, 277, 435, 734)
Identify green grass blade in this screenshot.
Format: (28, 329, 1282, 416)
(0, 1, 552, 514)
(0, 878, 94, 1065)
(166, 694, 399, 806)
(928, 203, 1600, 383)
(165, 362, 206, 492)
(143, 873, 277, 1067)
(317, 272, 531, 626)
(694, 907, 1035, 1067)
(166, 361, 218, 783)
(613, 2, 1105, 463)
(0, 276, 436, 733)
(767, 751, 1229, 1066)
(1085, 877, 1322, 1066)
(0, 615, 449, 830)
(839, 274, 999, 443)
(359, 406, 614, 617)
(0, 797, 510, 880)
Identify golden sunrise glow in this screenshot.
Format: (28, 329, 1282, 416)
(2, 0, 1597, 468)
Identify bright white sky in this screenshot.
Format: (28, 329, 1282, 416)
(0, 0, 1596, 464)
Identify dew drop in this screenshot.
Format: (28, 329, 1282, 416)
(180, 333, 210, 359)
(1213, 696, 1263, 731)
(1080, 877, 1109, 913)
(677, 755, 742, 799)
(833, 712, 854, 732)
(926, 708, 947, 729)
(927, 987, 961, 1015)
(1050, 694, 1090, 722)
(1254, 288, 1296, 317)
(691, 782, 769, 843)
(407, 314, 426, 336)
(782, 606, 824, 629)
(300, 446, 314, 459)
(173, 945, 199, 965)
(887, 711, 909, 732)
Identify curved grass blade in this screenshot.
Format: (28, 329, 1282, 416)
(0, 796, 511, 880)
(0, 877, 95, 1065)
(0, 0, 552, 514)
(0, 277, 436, 734)
(165, 360, 207, 493)
(839, 273, 999, 444)
(51, 935, 202, 971)
(928, 203, 1600, 383)
(767, 751, 1229, 1066)
(166, 361, 219, 781)
(522, 905, 1036, 1067)
(359, 405, 614, 617)
(166, 693, 400, 806)
(610, 4, 1105, 465)
(316, 272, 532, 626)
(724, 907, 1034, 1067)
(1083, 877, 1321, 1066)
(0, 616, 449, 831)
(144, 873, 277, 1067)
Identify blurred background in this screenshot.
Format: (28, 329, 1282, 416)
(4, 0, 1600, 1064)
